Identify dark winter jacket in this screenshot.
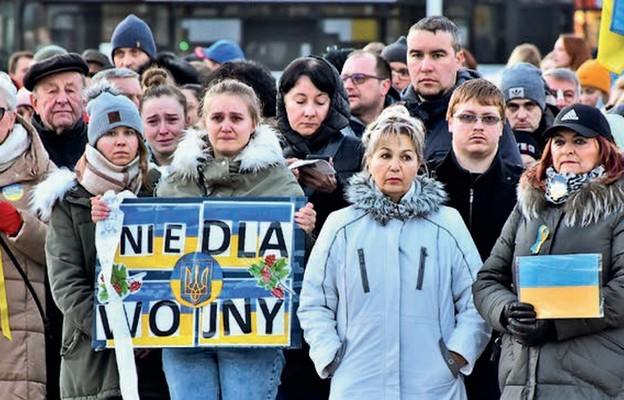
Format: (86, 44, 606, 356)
(277, 57, 364, 235)
(431, 150, 523, 261)
(401, 69, 522, 165)
(473, 173, 624, 399)
(32, 116, 88, 170)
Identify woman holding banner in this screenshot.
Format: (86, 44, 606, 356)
(298, 106, 490, 399)
(32, 83, 168, 400)
(473, 103, 624, 399)
(156, 78, 314, 400)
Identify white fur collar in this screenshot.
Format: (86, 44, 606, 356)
(0, 123, 30, 166)
(517, 175, 624, 227)
(30, 168, 77, 222)
(168, 124, 285, 182)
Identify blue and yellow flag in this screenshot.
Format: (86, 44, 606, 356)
(516, 254, 603, 319)
(598, 0, 624, 73)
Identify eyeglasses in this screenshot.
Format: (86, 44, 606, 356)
(391, 68, 410, 79)
(340, 73, 385, 85)
(0, 108, 7, 121)
(454, 113, 501, 126)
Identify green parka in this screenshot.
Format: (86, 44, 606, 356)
(157, 125, 303, 198)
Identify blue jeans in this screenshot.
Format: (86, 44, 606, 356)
(162, 347, 284, 400)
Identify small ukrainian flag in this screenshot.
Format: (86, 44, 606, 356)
(516, 253, 603, 319)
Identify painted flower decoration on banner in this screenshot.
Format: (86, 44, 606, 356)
(248, 254, 290, 299)
(97, 263, 145, 303)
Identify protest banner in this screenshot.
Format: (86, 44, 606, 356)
(92, 196, 307, 350)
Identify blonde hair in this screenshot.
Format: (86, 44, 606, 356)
(201, 79, 263, 126)
(363, 105, 425, 164)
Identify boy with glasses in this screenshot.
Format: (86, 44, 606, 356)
(430, 78, 523, 400)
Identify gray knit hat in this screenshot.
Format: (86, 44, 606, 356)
(501, 62, 546, 110)
(86, 91, 143, 146)
(381, 37, 407, 64)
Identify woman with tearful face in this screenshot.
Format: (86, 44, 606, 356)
(156, 79, 315, 400)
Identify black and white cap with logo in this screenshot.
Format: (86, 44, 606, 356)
(543, 103, 614, 142)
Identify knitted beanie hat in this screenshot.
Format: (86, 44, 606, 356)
(576, 59, 611, 95)
(110, 14, 157, 61)
(201, 40, 245, 64)
(87, 91, 144, 146)
(0, 72, 18, 110)
(381, 37, 408, 64)
(501, 62, 546, 110)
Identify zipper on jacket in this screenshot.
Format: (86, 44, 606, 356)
(357, 249, 370, 293)
(416, 247, 427, 290)
(468, 187, 474, 230)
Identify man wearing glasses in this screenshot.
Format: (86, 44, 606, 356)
(341, 50, 395, 137)
(402, 16, 521, 165)
(430, 78, 523, 400)
(381, 37, 410, 93)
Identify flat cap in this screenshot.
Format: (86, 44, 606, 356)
(23, 53, 89, 91)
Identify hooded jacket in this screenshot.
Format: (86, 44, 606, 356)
(276, 57, 363, 235)
(401, 69, 522, 165)
(298, 172, 490, 399)
(0, 115, 54, 399)
(157, 124, 303, 198)
(473, 174, 624, 399)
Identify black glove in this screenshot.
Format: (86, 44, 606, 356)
(507, 318, 556, 347)
(502, 302, 556, 346)
(501, 301, 536, 327)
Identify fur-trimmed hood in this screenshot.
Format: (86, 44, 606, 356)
(517, 174, 624, 227)
(346, 171, 447, 225)
(167, 124, 286, 182)
(30, 168, 77, 222)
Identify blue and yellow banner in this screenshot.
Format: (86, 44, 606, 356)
(92, 197, 307, 349)
(598, 0, 624, 73)
(516, 253, 603, 319)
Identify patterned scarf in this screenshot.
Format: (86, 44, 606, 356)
(75, 145, 142, 196)
(545, 165, 605, 205)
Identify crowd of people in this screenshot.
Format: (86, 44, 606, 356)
(1, 10, 624, 400)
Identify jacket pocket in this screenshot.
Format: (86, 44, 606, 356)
(60, 328, 82, 357)
(416, 247, 427, 290)
(357, 248, 370, 293)
(438, 338, 460, 379)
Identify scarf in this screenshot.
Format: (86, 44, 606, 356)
(545, 165, 605, 205)
(75, 145, 142, 196)
(0, 123, 31, 170)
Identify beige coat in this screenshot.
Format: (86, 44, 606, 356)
(0, 115, 54, 399)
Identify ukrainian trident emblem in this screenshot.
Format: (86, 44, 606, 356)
(170, 252, 223, 308)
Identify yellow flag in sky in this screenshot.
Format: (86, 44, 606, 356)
(598, 0, 624, 73)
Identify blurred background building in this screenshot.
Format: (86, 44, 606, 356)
(0, 0, 600, 71)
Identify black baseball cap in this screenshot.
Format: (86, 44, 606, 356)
(543, 103, 614, 142)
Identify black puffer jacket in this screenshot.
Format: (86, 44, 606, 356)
(402, 69, 522, 165)
(473, 174, 624, 399)
(277, 57, 364, 236)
